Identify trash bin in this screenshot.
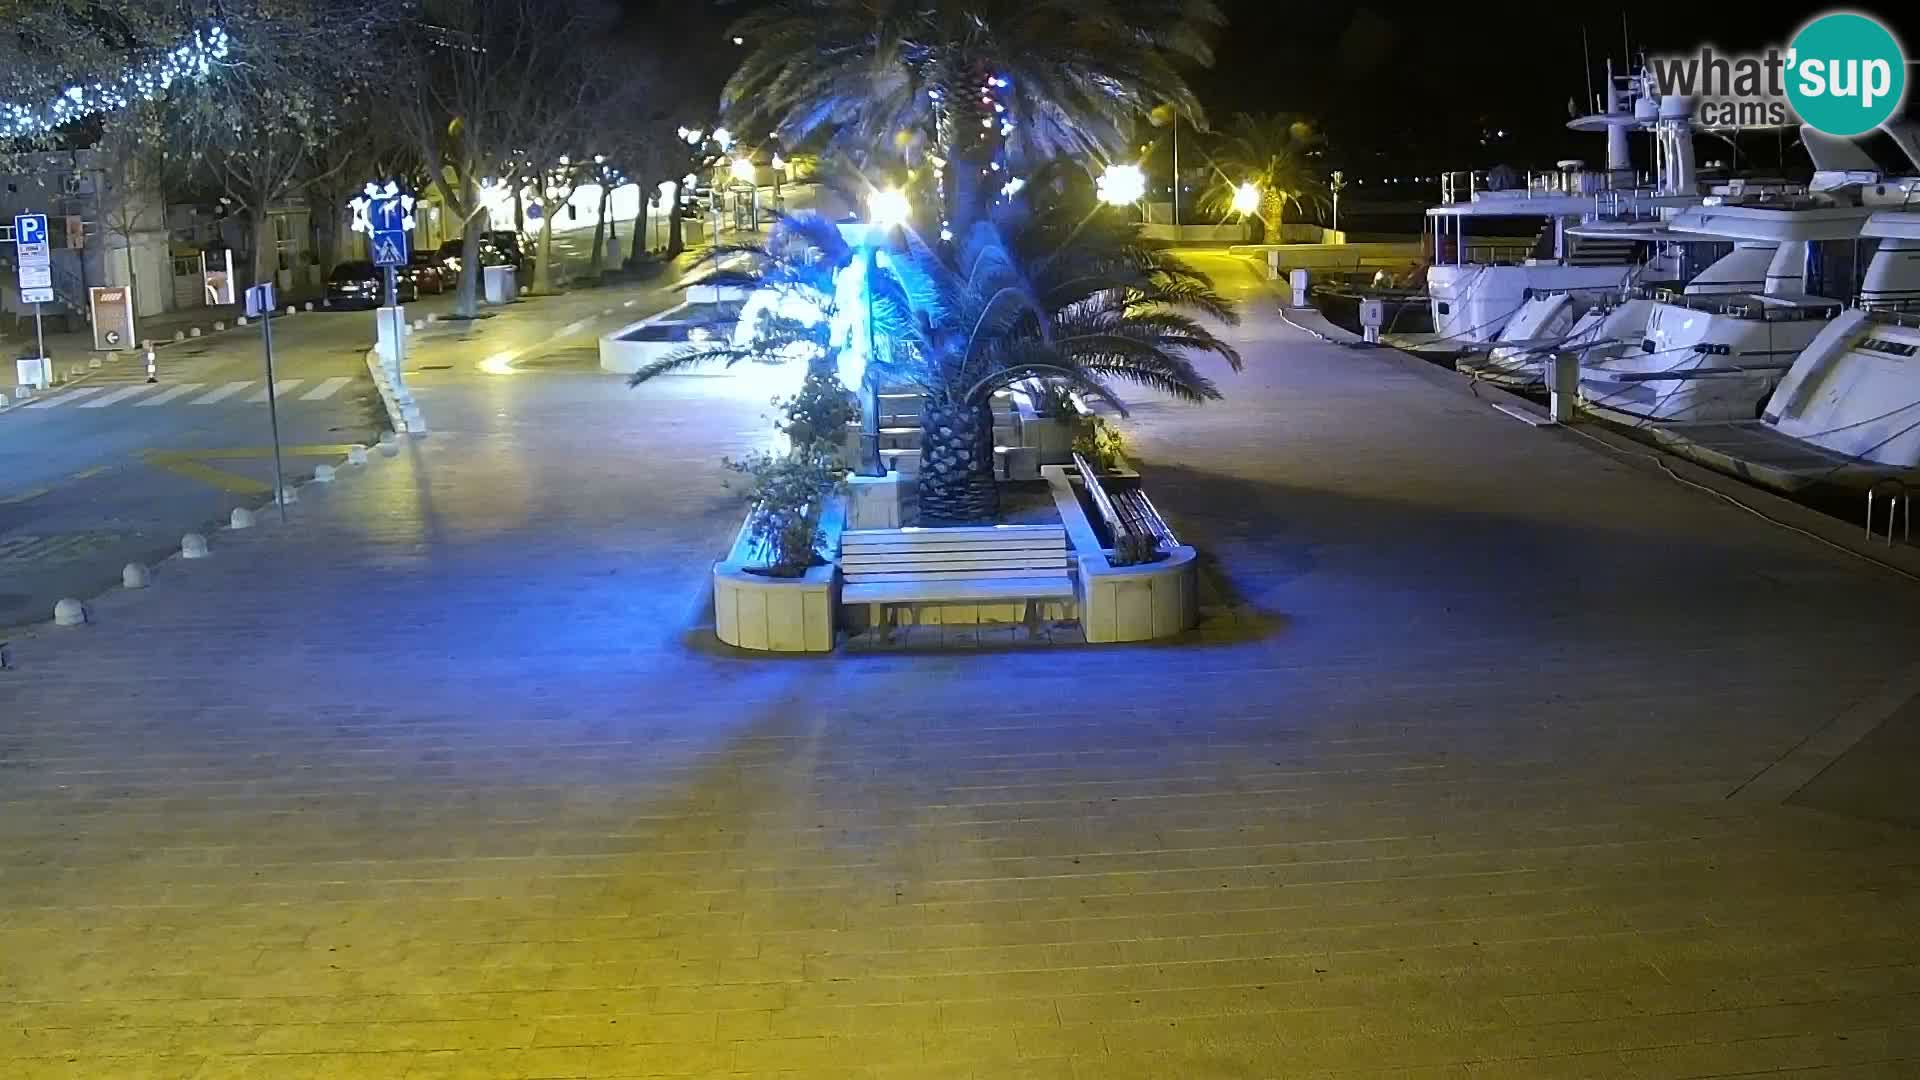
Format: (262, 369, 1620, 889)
(483, 265, 517, 305)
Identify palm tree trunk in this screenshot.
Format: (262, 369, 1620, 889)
(917, 398, 999, 524)
(1261, 190, 1285, 245)
(666, 180, 685, 256)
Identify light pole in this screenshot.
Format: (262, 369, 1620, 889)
(1330, 170, 1346, 235)
(1097, 164, 1147, 221)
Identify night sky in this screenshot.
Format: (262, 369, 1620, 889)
(667, 2, 1920, 177)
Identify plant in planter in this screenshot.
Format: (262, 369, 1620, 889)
(723, 445, 847, 577)
(1073, 415, 1130, 473)
(1108, 532, 1164, 567)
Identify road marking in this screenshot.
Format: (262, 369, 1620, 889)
(79, 384, 157, 408)
(249, 379, 303, 402)
(145, 444, 362, 461)
(561, 318, 593, 335)
(300, 376, 352, 401)
(0, 532, 126, 565)
(26, 387, 105, 408)
(145, 456, 271, 495)
(136, 383, 205, 406)
(68, 465, 109, 481)
(192, 381, 252, 405)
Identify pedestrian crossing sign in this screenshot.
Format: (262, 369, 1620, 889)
(371, 229, 409, 268)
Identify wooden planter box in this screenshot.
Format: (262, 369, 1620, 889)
(713, 499, 844, 653)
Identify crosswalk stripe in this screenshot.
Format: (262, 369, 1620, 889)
(136, 383, 205, 406)
(79, 384, 158, 408)
(299, 376, 352, 401)
(248, 379, 302, 402)
(26, 387, 106, 409)
(191, 381, 253, 405)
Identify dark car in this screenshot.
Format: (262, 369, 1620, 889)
(400, 253, 445, 296)
(326, 260, 415, 308)
(434, 231, 532, 285)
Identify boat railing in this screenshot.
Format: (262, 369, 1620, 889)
(1440, 167, 1654, 207)
(1650, 293, 1845, 321)
(1866, 479, 1910, 548)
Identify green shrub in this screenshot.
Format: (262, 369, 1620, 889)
(1073, 416, 1129, 472)
(725, 446, 847, 577)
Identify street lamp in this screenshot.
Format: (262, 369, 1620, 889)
(1096, 163, 1146, 208)
(730, 157, 756, 184)
(868, 187, 911, 229)
(1230, 181, 1261, 216)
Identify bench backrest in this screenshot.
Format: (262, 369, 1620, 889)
(840, 525, 1069, 583)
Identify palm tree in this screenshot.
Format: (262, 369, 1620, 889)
(1202, 112, 1329, 244)
(722, 0, 1223, 234)
(866, 200, 1241, 522)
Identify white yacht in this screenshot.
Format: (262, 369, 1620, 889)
(1578, 127, 1920, 424)
(1429, 67, 1708, 353)
(1648, 208, 1920, 494)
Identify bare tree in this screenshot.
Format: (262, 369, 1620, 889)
(388, 0, 618, 317)
(152, 2, 384, 288)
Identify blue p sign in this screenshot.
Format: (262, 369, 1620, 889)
(14, 214, 47, 246)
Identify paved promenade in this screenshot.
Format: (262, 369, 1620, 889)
(2, 256, 1919, 1078)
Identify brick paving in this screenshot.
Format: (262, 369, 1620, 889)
(2, 254, 1919, 1078)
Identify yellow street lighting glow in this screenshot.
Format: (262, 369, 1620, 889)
(730, 158, 756, 183)
(868, 188, 911, 228)
(1231, 181, 1261, 215)
(1096, 163, 1146, 207)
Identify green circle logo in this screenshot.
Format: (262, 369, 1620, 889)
(1787, 13, 1907, 137)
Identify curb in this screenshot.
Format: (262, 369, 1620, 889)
(364, 348, 426, 434)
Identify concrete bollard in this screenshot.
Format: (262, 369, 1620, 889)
(190, 327, 202, 338)
(122, 563, 150, 589)
(347, 445, 369, 465)
(53, 599, 86, 626)
(304, 302, 314, 312)
(278, 486, 299, 506)
(413, 319, 426, 330)
(312, 464, 335, 482)
(285, 305, 296, 316)
(174, 330, 185, 342)
(181, 533, 210, 559)
(237, 316, 248, 327)
(230, 507, 255, 529)
(212, 321, 224, 332)
(425, 313, 438, 323)
(88, 356, 103, 369)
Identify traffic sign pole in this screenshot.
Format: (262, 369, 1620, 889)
(260, 307, 288, 524)
(32, 304, 43, 385)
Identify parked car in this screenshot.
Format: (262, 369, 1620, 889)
(400, 253, 445, 296)
(326, 260, 415, 308)
(434, 231, 531, 277)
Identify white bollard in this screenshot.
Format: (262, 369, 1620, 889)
(173, 330, 185, 342)
(285, 305, 296, 316)
(53, 599, 86, 626)
(1550, 353, 1580, 424)
(181, 533, 210, 559)
(230, 507, 255, 529)
(304, 301, 314, 312)
(413, 319, 425, 330)
(88, 356, 103, 369)
(312, 464, 335, 482)
(122, 563, 150, 589)
(237, 316, 248, 326)
(278, 486, 299, 506)
(189, 327, 202, 338)
(347, 445, 369, 465)
(425, 313, 438, 323)
(212, 321, 224, 332)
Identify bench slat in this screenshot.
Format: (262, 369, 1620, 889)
(841, 548, 1064, 565)
(846, 565, 1069, 580)
(842, 525, 1064, 544)
(843, 577, 1074, 604)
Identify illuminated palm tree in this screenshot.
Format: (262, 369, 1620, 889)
(722, 0, 1223, 234)
(1202, 112, 1329, 243)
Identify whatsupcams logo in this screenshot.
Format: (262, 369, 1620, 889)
(1648, 11, 1907, 136)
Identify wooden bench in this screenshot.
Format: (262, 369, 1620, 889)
(840, 525, 1075, 637)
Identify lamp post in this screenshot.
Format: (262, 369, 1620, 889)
(1330, 170, 1346, 235)
(860, 188, 911, 477)
(1097, 164, 1147, 221)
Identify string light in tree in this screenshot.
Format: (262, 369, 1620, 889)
(1, 25, 230, 140)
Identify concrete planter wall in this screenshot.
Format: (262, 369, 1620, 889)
(1043, 465, 1199, 643)
(713, 499, 844, 653)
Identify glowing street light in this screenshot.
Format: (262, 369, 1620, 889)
(1096, 163, 1146, 208)
(868, 187, 911, 229)
(730, 157, 756, 184)
(1230, 181, 1261, 216)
